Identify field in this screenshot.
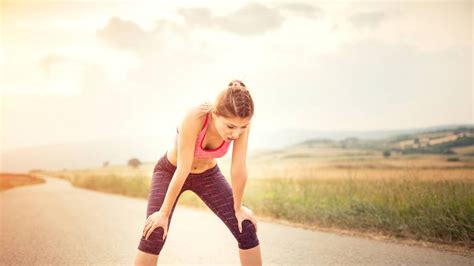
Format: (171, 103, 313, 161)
(38, 147, 474, 251)
(0, 173, 46, 191)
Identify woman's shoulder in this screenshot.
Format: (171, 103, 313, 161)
(195, 101, 213, 114)
(177, 102, 212, 134)
(189, 102, 212, 119)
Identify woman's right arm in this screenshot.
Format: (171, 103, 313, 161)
(159, 108, 201, 216)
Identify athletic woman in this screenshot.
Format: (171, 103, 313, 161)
(134, 80, 262, 266)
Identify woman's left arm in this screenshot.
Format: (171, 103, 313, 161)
(230, 123, 258, 233)
(230, 123, 251, 211)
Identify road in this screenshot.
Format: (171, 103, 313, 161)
(1, 176, 472, 265)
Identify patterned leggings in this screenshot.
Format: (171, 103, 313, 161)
(137, 152, 260, 255)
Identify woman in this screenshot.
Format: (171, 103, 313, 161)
(134, 80, 262, 266)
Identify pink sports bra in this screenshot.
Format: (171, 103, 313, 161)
(175, 112, 232, 159)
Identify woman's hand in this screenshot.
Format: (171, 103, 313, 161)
(234, 205, 258, 233)
(143, 210, 169, 240)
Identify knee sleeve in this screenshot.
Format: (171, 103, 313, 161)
(236, 219, 260, 250)
(138, 227, 166, 255)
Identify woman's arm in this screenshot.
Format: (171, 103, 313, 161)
(230, 123, 251, 211)
(160, 108, 201, 215)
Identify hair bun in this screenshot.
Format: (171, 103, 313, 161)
(228, 80, 247, 89)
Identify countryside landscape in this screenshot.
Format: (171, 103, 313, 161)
(2, 1, 471, 264)
(12, 125, 470, 256)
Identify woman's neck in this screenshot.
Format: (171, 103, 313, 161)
(207, 112, 223, 141)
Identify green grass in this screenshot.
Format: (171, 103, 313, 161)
(47, 172, 474, 246)
(244, 177, 473, 245)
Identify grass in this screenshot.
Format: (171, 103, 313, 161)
(40, 153, 474, 248)
(0, 173, 46, 191)
(244, 177, 473, 246)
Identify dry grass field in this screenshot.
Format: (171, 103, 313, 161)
(38, 146, 474, 249)
(51, 148, 474, 182)
(0, 173, 46, 191)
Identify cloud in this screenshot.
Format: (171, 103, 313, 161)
(218, 3, 285, 36)
(177, 2, 324, 36)
(345, 2, 470, 51)
(178, 3, 285, 36)
(94, 15, 210, 95)
(96, 2, 324, 54)
(96, 16, 194, 58)
(279, 3, 323, 19)
(38, 53, 66, 77)
(349, 10, 392, 30)
(96, 17, 157, 55)
(36, 53, 108, 96)
(177, 7, 214, 27)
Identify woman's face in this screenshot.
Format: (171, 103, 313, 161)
(213, 113, 251, 142)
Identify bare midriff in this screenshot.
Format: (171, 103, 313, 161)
(166, 137, 224, 174)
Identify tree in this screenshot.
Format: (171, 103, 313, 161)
(128, 158, 142, 168)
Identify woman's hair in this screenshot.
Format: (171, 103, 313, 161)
(203, 80, 255, 119)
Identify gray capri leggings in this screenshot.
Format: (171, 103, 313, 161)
(138, 152, 260, 255)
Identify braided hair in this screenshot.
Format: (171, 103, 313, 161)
(211, 80, 255, 119)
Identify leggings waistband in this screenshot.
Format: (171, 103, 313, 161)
(156, 151, 221, 177)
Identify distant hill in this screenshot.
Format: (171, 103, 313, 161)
(289, 125, 474, 155)
(1, 124, 472, 173)
(262, 124, 474, 149)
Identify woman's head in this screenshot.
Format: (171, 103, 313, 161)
(213, 79, 254, 119)
(208, 80, 255, 141)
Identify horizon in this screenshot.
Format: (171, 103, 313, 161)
(2, 122, 472, 154)
(1, 121, 472, 172)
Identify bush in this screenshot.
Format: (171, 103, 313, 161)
(447, 157, 460, 162)
(128, 158, 142, 168)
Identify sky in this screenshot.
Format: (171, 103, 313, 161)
(1, 0, 473, 153)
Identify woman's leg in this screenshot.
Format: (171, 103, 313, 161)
(134, 249, 158, 266)
(189, 166, 262, 266)
(135, 154, 189, 265)
(238, 245, 262, 266)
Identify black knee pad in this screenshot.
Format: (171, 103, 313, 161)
(138, 227, 166, 255)
(236, 219, 260, 250)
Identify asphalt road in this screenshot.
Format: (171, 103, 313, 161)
(1, 176, 472, 265)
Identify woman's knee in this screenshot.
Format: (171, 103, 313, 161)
(236, 219, 260, 250)
(137, 227, 167, 256)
